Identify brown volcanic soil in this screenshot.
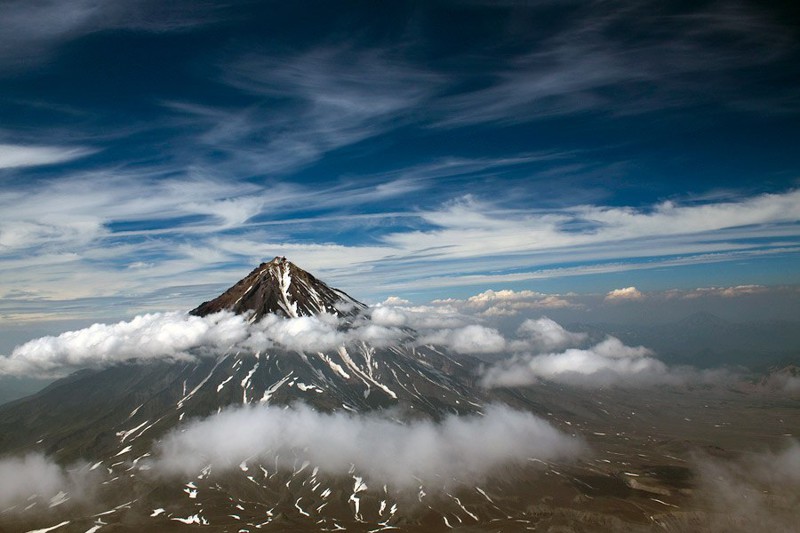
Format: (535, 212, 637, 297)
(2, 384, 797, 533)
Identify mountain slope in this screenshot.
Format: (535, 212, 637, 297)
(190, 257, 364, 320)
(2, 259, 797, 532)
(0, 259, 511, 531)
(0, 259, 484, 461)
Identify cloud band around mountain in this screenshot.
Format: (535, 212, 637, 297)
(151, 403, 585, 490)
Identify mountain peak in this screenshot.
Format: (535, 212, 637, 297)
(190, 257, 364, 320)
(676, 311, 729, 328)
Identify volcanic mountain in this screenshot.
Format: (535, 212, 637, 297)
(0, 258, 483, 457)
(190, 257, 365, 320)
(0, 258, 504, 531)
(1, 258, 796, 532)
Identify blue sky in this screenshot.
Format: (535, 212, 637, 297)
(1, 0, 799, 325)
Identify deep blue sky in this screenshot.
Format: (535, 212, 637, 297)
(0, 0, 799, 324)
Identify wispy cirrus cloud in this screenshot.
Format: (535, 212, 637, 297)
(0, 143, 95, 169)
(433, 0, 798, 126)
(0, 0, 228, 71)
(1, 168, 798, 319)
(384, 190, 800, 262)
(0, 171, 265, 254)
(164, 44, 445, 175)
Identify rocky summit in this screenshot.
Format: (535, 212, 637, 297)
(190, 256, 365, 320)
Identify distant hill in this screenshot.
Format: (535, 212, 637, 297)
(571, 312, 800, 370)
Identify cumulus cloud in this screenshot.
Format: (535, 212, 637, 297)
(369, 303, 471, 330)
(151, 403, 584, 489)
(511, 317, 588, 352)
(0, 311, 250, 377)
(604, 286, 644, 302)
(482, 320, 732, 388)
(1, 301, 501, 377)
(0, 453, 96, 511)
(0, 310, 414, 378)
(483, 336, 668, 387)
(0, 303, 735, 385)
(679, 284, 768, 299)
(380, 296, 410, 306)
(456, 289, 578, 317)
(368, 305, 410, 328)
(418, 324, 506, 354)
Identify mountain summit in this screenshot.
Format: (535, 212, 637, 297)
(190, 257, 364, 320)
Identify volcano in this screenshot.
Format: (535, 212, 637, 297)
(0, 259, 483, 458)
(190, 257, 365, 320)
(1, 258, 758, 533)
(0, 259, 510, 532)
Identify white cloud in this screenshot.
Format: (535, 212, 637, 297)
(680, 284, 768, 299)
(151, 403, 585, 490)
(1, 170, 798, 321)
(0, 172, 265, 257)
(383, 191, 800, 263)
(482, 319, 733, 388)
(0, 453, 96, 511)
(0, 304, 741, 385)
(468, 289, 577, 315)
(0, 312, 249, 378)
(368, 190, 800, 294)
(181, 45, 445, 175)
(511, 317, 587, 352)
(432, 1, 793, 127)
(483, 336, 669, 387)
(368, 303, 471, 330)
(467, 289, 544, 306)
(372, 247, 800, 295)
(1, 305, 468, 377)
(428, 289, 579, 318)
(0, 144, 95, 169)
(369, 306, 409, 327)
(380, 296, 411, 305)
(604, 286, 644, 302)
(0, 0, 222, 69)
(418, 324, 507, 354)
(759, 371, 800, 395)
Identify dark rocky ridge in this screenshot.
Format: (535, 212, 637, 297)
(190, 256, 365, 320)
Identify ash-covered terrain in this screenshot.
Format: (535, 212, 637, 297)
(0, 259, 797, 532)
